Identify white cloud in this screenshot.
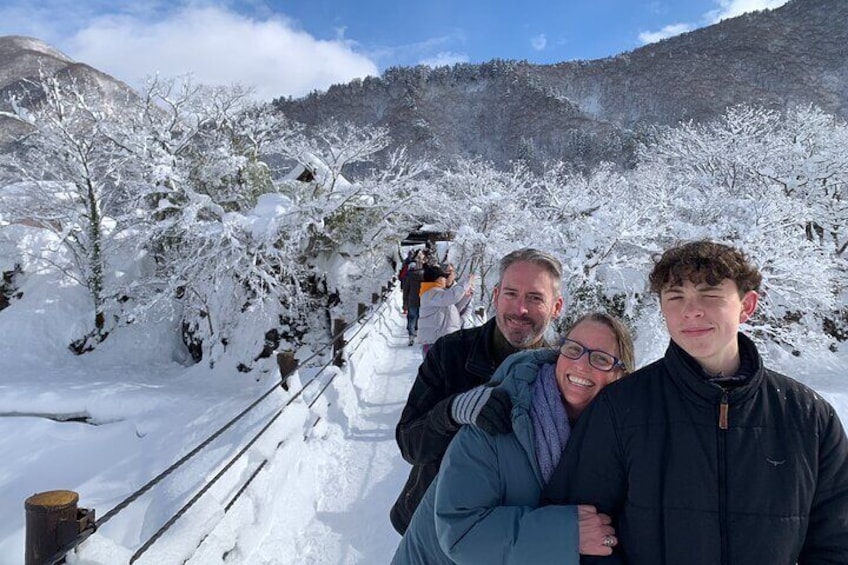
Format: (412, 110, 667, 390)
(2, 4, 379, 102)
(531, 34, 547, 51)
(418, 51, 469, 68)
(372, 30, 466, 69)
(705, 0, 790, 23)
(638, 23, 694, 44)
(639, 0, 789, 46)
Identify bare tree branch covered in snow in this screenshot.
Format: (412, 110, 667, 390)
(274, 119, 428, 314)
(633, 104, 848, 347)
(414, 158, 541, 306)
(1, 72, 846, 368)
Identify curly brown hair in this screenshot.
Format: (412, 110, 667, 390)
(648, 240, 762, 296)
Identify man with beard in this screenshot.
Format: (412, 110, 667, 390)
(390, 248, 564, 535)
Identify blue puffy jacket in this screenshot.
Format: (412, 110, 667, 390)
(392, 348, 582, 564)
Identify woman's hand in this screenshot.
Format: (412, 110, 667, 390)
(577, 504, 617, 556)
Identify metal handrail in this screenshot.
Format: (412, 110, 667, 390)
(47, 284, 397, 563)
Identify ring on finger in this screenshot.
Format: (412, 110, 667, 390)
(602, 535, 615, 548)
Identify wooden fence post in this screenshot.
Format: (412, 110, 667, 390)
(371, 292, 379, 304)
(25, 490, 94, 565)
(357, 302, 367, 319)
(332, 318, 347, 367)
(276, 350, 298, 391)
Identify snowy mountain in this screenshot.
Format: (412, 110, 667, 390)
(0, 36, 139, 149)
(0, 3, 846, 562)
(0, 36, 74, 88)
(1, 0, 844, 170)
(274, 0, 848, 169)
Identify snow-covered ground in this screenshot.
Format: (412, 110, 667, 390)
(1, 271, 847, 564)
(0, 279, 418, 565)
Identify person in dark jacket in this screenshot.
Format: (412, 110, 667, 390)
(402, 261, 424, 346)
(389, 248, 565, 535)
(542, 240, 848, 564)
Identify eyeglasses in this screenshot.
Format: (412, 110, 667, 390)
(559, 338, 625, 372)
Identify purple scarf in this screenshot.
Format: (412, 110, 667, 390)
(530, 363, 572, 483)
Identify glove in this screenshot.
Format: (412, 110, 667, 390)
(450, 386, 512, 435)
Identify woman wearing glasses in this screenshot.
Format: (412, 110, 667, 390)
(392, 312, 635, 564)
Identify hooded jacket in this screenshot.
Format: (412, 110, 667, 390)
(416, 275, 473, 345)
(392, 349, 581, 565)
(543, 333, 848, 565)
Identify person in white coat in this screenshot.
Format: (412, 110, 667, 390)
(417, 263, 475, 357)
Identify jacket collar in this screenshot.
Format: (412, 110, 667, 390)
(465, 318, 501, 379)
(465, 318, 550, 379)
(487, 349, 560, 485)
(418, 280, 444, 296)
(664, 333, 764, 404)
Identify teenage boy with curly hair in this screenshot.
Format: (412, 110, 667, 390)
(543, 240, 848, 564)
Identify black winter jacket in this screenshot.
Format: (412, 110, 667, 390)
(402, 268, 423, 311)
(543, 334, 848, 564)
(390, 318, 502, 534)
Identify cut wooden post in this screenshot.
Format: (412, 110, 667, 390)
(276, 350, 298, 391)
(357, 302, 367, 319)
(25, 490, 94, 565)
(371, 292, 379, 304)
(332, 318, 347, 367)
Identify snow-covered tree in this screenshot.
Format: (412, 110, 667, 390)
(126, 94, 427, 366)
(275, 119, 427, 312)
(125, 77, 311, 366)
(416, 158, 541, 305)
(629, 104, 848, 348)
(0, 74, 145, 350)
(534, 161, 658, 329)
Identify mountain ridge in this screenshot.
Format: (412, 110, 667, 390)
(274, 0, 848, 169)
(0, 35, 139, 148)
(0, 0, 845, 169)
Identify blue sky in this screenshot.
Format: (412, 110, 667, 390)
(0, 0, 790, 101)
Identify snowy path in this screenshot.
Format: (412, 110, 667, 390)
(0, 288, 418, 565)
(289, 296, 418, 563)
(199, 291, 418, 565)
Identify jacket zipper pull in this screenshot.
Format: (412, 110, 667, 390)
(719, 391, 729, 430)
